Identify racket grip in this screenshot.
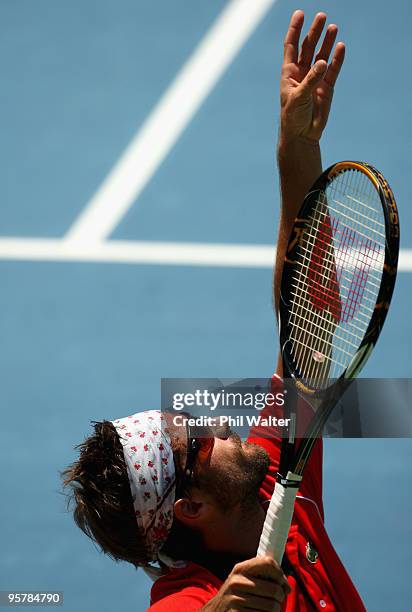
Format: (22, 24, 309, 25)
(257, 471, 302, 564)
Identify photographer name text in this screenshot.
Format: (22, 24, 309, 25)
(173, 414, 290, 428)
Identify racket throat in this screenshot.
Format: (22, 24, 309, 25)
(288, 412, 297, 443)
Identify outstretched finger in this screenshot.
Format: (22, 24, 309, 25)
(315, 24, 338, 63)
(298, 12, 327, 67)
(297, 59, 328, 96)
(283, 10, 305, 64)
(324, 42, 346, 88)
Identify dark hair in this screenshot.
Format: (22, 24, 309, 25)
(60, 420, 150, 568)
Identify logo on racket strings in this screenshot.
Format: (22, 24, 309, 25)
(307, 217, 379, 324)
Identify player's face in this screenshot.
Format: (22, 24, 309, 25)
(165, 411, 269, 512)
(190, 422, 270, 512)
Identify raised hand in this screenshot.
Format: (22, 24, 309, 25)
(280, 10, 345, 143)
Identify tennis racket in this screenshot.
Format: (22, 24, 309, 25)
(257, 161, 399, 563)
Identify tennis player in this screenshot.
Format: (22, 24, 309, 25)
(62, 11, 366, 611)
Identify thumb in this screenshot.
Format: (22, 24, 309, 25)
(297, 60, 328, 96)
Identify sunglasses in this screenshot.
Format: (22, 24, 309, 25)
(183, 422, 215, 481)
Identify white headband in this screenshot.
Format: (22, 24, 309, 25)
(110, 410, 176, 561)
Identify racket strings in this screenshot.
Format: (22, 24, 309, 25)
(297, 233, 382, 310)
(308, 171, 382, 381)
(291, 323, 359, 359)
(289, 287, 372, 339)
(288, 168, 385, 386)
(288, 311, 359, 351)
(319, 200, 385, 238)
(296, 238, 382, 303)
(291, 194, 339, 384)
(306, 211, 384, 271)
(331, 172, 385, 229)
(335, 164, 383, 217)
(290, 249, 372, 362)
(289, 290, 372, 374)
(308, 210, 384, 280)
(314, 166, 386, 241)
(292, 256, 380, 307)
(335, 198, 385, 238)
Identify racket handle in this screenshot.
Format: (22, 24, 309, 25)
(257, 471, 302, 563)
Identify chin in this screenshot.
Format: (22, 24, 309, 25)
(243, 439, 269, 459)
(241, 444, 270, 483)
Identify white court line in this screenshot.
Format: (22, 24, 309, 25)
(64, 0, 276, 245)
(0, 239, 275, 268)
(0, 238, 411, 271)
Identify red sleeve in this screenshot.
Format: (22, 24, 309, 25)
(247, 374, 324, 519)
(148, 592, 210, 611)
(148, 562, 221, 611)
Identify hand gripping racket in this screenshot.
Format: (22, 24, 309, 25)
(257, 161, 400, 563)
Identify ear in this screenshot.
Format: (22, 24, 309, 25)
(174, 492, 212, 527)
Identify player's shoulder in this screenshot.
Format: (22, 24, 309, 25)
(149, 561, 221, 611)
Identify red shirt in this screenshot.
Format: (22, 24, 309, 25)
(149, 376, 366, 611)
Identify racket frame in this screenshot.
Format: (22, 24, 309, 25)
(279, 161, 399, 398)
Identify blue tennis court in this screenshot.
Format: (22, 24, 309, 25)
(0, 1, 411, 610)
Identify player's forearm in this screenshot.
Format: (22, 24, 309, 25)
(274, 135, 322, 315)
(278, 134, 322, 222)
